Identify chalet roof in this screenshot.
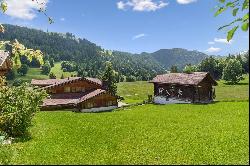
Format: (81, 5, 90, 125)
(0, 50, 9, 67)
(31, 77, 103, 88)
(150, 72, 217, 86)
(42, 89, 107, 107)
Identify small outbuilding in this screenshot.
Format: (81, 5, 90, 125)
(149, 72, 218, 104)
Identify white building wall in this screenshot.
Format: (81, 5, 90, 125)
(80, 106, 118, 113)
(154, 96, 192, 105)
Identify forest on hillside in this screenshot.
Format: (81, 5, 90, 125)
(0, 24, 215, 81)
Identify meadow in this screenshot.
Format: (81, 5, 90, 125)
(0, 74, 249, 165)
(12, 62, 77, 83)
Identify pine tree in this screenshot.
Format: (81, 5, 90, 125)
(102, 61, 117, 95)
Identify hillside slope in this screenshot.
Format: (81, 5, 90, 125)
(150, 48, 208, 69)
(0, 24, 209, 79)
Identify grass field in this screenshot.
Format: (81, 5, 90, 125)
(2, 102, 249, 165)
(1, 75, 249, 165)
(13, 62, 77, 83)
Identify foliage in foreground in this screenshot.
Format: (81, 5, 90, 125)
(215, 0, 249, 41)
(0, 77, 47, 137)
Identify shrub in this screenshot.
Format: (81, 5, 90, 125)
(0, 79, 47, 137)
(6, 69, 16, 80)
(17, 64, 29, 76)
(12, 79, 23, 87)
(41, 61, 51, 75)
(126, 75, 137, 82)
(49, 72, 56, 79)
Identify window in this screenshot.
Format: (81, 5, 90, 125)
(64, 87, 71, 93)
(107, 101, 113, 106)
(71, 87, 76, 93)
(87, 102, 94, 109)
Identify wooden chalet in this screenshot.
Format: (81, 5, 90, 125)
(150, 72, 218, 104)
(0, 50, 11, 77)
(31, 77, 118, 112)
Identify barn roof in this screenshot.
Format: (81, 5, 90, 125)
(150, 72, 217, 86)
(0, 50, 9, 67)
(31, 77, 103, 88)
(42, 89, 107, 107)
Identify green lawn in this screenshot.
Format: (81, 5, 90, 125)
(50, 62, 77, 78)
(3, 102, 249, 165)
(13, 62, 77, 83)
(118, 75, 249, 104)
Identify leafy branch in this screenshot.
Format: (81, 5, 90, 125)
(215, 0, 249, 41)
(0, 0, 53, 33)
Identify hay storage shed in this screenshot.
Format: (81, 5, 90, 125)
(150, 72, 218, 104)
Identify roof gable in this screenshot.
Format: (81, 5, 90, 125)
(150, 72, 217, 86)
(0, 51, 9, 67)
(31, 77, 103, 89)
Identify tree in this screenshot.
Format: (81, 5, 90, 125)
(183, 64, 197, 73)
(17, 64, 29, 76)
(49, 72, 56, 79)
(198, 57, 222, 80)
(41, 61, 51, 75)
(102, 61, 117, 95)
(215, 0, 249, 41)
(49, 58, 55, 68)
(222, 59, 244, 84)
(170, 65, 178, 73)
(126, 75, 137, 82)
(242, 51, 249, 73)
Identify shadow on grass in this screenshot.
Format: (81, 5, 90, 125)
(223, 82, 249, 85)
(191, 101, 220, 105)
(13, 132, 32, 144)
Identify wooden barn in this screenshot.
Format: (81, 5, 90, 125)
(0, 51, 11, 77)
(31, 77, 118, 112)
(150, 72, 218, 104)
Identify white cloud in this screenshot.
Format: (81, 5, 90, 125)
(117, 0, 168, 12)
(132, 33, 147, 40)
(5, 0, 48, 20)
(205, 47, 221, 53)
(214, 38, 233, 44)
(208, 41, 215, 45)
(176, 0, 197, 4)
(60, 18, 65, 21)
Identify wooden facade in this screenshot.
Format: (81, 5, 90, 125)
(0, 51, 11, 77)
(150, 72, 217, 104)
(32, 77, 118, 112)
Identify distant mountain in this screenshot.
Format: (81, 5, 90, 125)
(150, 48, 209, 70)
(0, 24, 210, 80)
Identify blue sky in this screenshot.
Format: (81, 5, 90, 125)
(0, 0, 249, 55)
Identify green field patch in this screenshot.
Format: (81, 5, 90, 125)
(4, 102, 248, 165)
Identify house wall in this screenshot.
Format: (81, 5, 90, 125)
(79, 93, 118, 110)
(0, 59, 11, 76)
(47, 80, 101, 94)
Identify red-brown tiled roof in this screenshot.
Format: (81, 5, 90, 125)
(31, 77, 103, 88)
(0, 51, 9, 67)
(42, 89, 107, 107)
(150, 72, 217, 86)
(78, 89, 106, 103)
